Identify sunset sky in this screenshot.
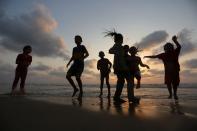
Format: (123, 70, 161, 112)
(0, 0, 197, 84)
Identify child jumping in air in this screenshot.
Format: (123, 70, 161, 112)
(128, 46, 149, 89)
(11, 45, 32, 95)
(144, 36, 181, 100)
(97, 51, 112, 98)
(66, 35, 89, 99)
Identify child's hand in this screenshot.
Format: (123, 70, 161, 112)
(172, 35, 177, 42)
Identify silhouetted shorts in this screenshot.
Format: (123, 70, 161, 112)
(134, 71, 141, 80)
(165, 71, 180, 86)
(67, 62, 84, 78)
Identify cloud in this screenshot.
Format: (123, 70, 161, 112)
(31, 63, 52, 71)
(0, 4, 69, 59)
(135, 30, 169, 50)
(183, 59, 197, 68)
(177, 28, 197, 55)
(49, 67, 66, 78)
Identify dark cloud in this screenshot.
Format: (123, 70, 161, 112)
(183, 59, 197, 68)
(135, 30, 169, 50)
(178, 28, 197, 55)
(0, 4, 69, 59)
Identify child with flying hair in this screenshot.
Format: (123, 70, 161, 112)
(106, 29, 139, 103)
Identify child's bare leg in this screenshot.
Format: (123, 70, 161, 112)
(66, 75, 78, 97)
(11, 71, 20, 95)
(106, 75, 111, 97)
(99, 76, 104, 97)
(20, 71, 27, 95)
(136, 76, 141, 89)
(76, 77, 83, 99)
(167, 84, 172, 99)
(173, 83, 178, 100)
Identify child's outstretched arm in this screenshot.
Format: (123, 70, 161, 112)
(139, 58, 150, 69)
(144, 55, 158, 59)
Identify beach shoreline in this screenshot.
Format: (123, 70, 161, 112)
(1, 94, 197, 131)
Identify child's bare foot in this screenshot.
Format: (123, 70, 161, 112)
(10, 90, 16, 96)
(20, 89, 26, 95)
(107, 93, 111, 98)
(78, 92, 83, 100)
(98, 92, 103, 98)
(72, 88, 79, 97)
(168, 95, 172, 99)
(136, 84, 140, 89)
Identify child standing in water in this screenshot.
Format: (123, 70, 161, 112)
(128, 46, 149, 89)
(107, 30, 139, 103)
(11, 45, 32, 95)
(66, 35, 89, 99)
(144, 36, 181, 100)
(97, 51, 112, 98)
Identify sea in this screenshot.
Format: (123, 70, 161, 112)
(1, 83, 197, 100)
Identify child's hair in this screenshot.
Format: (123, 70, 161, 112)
(104, 29, 123, 42)
(164, 42, 174, 52)
(99, 51, 105, 57)
(123, 45, 129, 52)
(75, 35, 82, 42)
(129, 46, 139, 55)
(23, 45, 32, 52)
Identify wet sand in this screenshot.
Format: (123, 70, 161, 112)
(0, 95, 197, 131)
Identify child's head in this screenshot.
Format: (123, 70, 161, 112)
(99, 51, 105, 58)
(123, 45, 129, 54)
(104, 29, 123, 45)
(23, 45, 32, 54)
(75, 35, 82, 45)
(164, 42, 174, 53)
(129, 46, 138, 55)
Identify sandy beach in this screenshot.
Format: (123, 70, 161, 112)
(1, 94, 197, 131)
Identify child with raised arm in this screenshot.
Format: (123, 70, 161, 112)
(11, 45, 32, 95)
(97, 51, 112, 98)
(128, 46, 149, 89)
(144, 36, 181, 100)
(66, 35, 89, 99)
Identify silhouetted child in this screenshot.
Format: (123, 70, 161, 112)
(11, 45, 32, 95)
(144, 36, 181, 100)
(66, 35, 89, 99)
(107, 30, 139, 103)
(97, 51, 112, 97)
(128, 46, 149, 89)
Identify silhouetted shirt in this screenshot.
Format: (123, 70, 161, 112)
(72, 45, 87, 64)
(157, 47, 181, 73)
(109, 43, 128, 73)
(97, 58, 111, 74)
(127, 56, 141, 73)
(16, 53, 32, 69)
